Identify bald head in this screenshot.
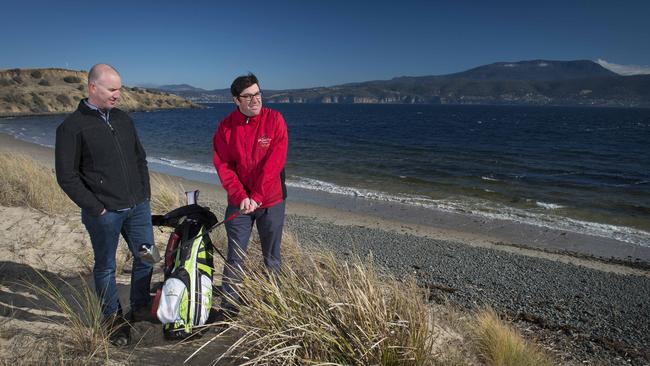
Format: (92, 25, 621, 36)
(87, 64, 122, 110)
(88, 64, 120, 84)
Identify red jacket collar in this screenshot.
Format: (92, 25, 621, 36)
(233, 107, 264, 125)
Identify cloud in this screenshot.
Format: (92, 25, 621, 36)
(596, 59, 650, 75)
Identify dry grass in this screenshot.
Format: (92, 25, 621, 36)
(206, 252, 438, 365)
(0, 153, 184, 216)
(474, 309, 553, 366)
(150, 172, 184, 214)
(0, 152, 75, 214)
(74, 246, 96, 274)
(200, 236, 552, 365)
(22, 272, 111, 362)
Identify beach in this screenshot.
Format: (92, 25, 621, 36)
(1, 132, 650, 364)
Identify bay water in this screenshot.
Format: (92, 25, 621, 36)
(2, 103, 649, 246)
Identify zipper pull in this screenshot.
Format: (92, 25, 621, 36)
(246, 117, 250, 124)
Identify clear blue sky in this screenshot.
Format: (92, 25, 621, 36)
(2, 0, 649, 90)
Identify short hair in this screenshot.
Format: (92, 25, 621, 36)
(88, 64, 119, 84)
(230, 73, 259, 96)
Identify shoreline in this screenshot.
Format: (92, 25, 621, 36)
(0, 105, 205, 119)
(1, 132, 648, 275)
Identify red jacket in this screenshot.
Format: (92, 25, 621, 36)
(212, 107, 288, 208)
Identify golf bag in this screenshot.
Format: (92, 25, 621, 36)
(151, 191, 218, 340)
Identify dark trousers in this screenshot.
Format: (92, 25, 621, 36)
(220, 200, 285, 311)
(81, 200, 154, 316)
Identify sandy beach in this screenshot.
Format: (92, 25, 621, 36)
(1, 131, 650, 364)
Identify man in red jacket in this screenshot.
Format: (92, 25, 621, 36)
(212, 73, 288, 316)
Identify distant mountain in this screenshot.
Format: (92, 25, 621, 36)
(155, 60, 650, 107)
(445, 59, 619, 81)
(155, 86, 232, 103)
(265, 60, 650, 107)
(0, 68, 200, 117)
(157, 84, 207, 92)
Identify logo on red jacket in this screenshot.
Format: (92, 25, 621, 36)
(258, 135, 272, 149)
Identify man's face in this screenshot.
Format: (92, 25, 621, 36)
(234, 83, 262, 117)
(88, 71, 122, 110)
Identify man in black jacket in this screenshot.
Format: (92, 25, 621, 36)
(55, 64, 154, 346)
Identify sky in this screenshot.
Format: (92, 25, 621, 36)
(2, 0, 649, 90)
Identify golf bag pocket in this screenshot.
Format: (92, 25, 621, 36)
(157, 277, 186, 324)
(200, 274, 212, 324)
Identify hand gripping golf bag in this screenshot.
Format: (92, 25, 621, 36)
(151, 191, 218, 340)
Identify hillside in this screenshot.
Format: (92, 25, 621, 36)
(159, 60, 650, 107)
(263, 60, 650, 107)
(446, 59, 620, 80)
(153, 86, 233, 103)
(0, 68, 200, 117)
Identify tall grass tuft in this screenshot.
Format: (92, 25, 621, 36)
(0, 152, 75, 214)
(474, 309, 553, 366)
(23, 272, 111, 362)
(210, 252, 437, 365)
(149, 172, 183, 214)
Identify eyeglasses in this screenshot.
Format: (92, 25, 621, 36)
(238, 91, 262, 102)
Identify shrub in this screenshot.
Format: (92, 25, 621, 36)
(30, 70, 42, 79)
(12, 76, 23, 84)
(63, 76, 82, 84)
(38, 79, 51, 86)
(30, 93, 48, 112)
(0, 79, 11, 87)
(2, 94, 23, 104)
(474, 309, 553, 366)
(56, 94, 72, 105)
(77, 84, 85, 91)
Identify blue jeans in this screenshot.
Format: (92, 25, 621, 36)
(221, 201, 285, 311)
(81, 200, 154, 316)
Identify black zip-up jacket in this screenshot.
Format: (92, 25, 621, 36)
(55, 100, 150, 216)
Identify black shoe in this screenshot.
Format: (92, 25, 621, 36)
(218, 307, 239, 321)
(127, 304, 160, 323)
(105, 315, 131, 346)
(209, 308, 238, 333)
(110, 323, 131, 346)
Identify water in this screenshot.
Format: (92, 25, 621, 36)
(2, 104, 649, 246)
